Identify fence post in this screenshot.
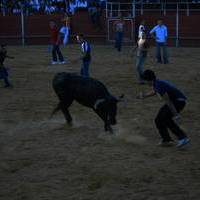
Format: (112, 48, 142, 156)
(140, 2, 143, 16)
(106, 1, 108, 18)
(111, 2, 113, 17)
(2, 0, 6, 16)
(176, 3, 179, 47)
(186, 2, 190, 16)
(132, 0, 135, 18)
(21, 6, 25, 46)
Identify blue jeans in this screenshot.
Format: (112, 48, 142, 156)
(81, 60, 91, 77)
(52, 45, 64, 62)
(155, 101, 187, 142)
(0, 67, 11, 87)
(115, 32, 123, 52)
(156, 42, 169, 64)
(136, 55, 146, 82)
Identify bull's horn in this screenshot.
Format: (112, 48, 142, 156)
(94, 99, 105, 110)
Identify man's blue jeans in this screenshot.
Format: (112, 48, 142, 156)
(81, 60, 91, 77)
(115, 32, 123, 52)
(156, 42, 169, 64)
(136, 55, 146, 82)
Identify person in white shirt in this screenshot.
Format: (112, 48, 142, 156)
(132, 31, 149, 84)
(138, 20, 146, 39)
(150, 19, 169, 64)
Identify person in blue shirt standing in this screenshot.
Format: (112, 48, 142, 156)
(137, 70, 189, 147)
(76, 34, 91, 77)
(150, 20, 169, 64)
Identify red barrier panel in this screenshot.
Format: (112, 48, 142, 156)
(0, 10, 199, 46)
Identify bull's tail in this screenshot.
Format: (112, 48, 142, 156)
(49, 103, 61, 119)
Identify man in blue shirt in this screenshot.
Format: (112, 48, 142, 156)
(137, 70, 189, 147)
(76, 34, 91, 77)
(150, 20, 169, 64)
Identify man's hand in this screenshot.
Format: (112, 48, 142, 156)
(173, 114, 182, 124)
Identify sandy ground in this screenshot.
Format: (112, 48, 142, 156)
(0, 45, 200, 200)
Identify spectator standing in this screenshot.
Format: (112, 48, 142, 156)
(114, 15, 125, 52)
(49, 20, 65, 65)
(76, 34, 91, 77)
(150, 19, 169, 64)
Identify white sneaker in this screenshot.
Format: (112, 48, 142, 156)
(59, 61, 66, 64)
(177, 138, 190, 147)
(51, 61, 58, 65)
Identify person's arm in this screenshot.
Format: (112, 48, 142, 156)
(149, 27, 156, 39)
(164, 26, 168, 43)
(137, 89, 156, 99)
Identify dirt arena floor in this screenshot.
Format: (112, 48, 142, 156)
(0, 45, 200, 200)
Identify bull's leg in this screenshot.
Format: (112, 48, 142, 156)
(94, 110, 113, 133)
(104, 121, 113, 133)
(60, 102, 73, 125)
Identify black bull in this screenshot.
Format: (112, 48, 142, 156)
(51, 72, 124, 132)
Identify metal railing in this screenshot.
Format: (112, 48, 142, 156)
(106, 1, 200, 18)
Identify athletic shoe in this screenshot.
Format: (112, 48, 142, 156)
(4, 84, 13, 88)
(59, 61, 66, 64)
(51, 61, 58, 65)
(158, 140, 174, 147)
(176, 138, 190, 147)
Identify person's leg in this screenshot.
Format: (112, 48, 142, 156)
(156, 42, 162, 63)
(155, 105, 173, 142)
(163, 43, 169, 64)
(55, 45, 64, 62)
(3, 77, 12, 87)
(136, 56, 145, 83)
(81, 61, 90, 77)
(115, 32, 119, 49)
(118, 32, 123, 52)
(1, 67, 12, 87)
(167, 101, 188, 140)
(52, 45, 57, 63)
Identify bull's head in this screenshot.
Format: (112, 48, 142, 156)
(94, 94, 125, 126)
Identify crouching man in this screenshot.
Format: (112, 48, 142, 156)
(137, 69, 190, 147)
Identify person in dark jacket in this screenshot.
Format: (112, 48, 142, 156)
(137, 70, 190, 147)
(0, 44, 13, 88)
